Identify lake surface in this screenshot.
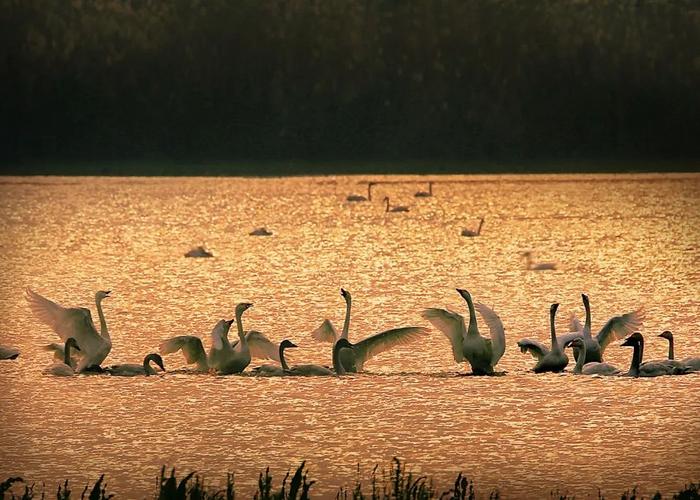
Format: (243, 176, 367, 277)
(0, 173, 698, 498)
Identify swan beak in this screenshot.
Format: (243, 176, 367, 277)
(226, 319, 235, 326)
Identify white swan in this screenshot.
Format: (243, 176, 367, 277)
(311, 288, 428, 372)
(383, 197, 409, 213)
(566, 338, 620, 375)
(0, 345, 19, 360)
(517, 303, 568, 373)
(26, 288, 112, 372)
(621, 332, 689, 377)
(43, 338, 80, 376)
(347, 182, 374, 202)
(657, 330, 700, 371)
(559, 294, 645, 364)
(461, 218, 484, 237)
(184, 245, 214, 258)
(106, 353, 166, 377)
(521, 251, 557, 270)
(422, 289, 506, 375)
(414, 181, 433, 198)
(216, 302, 255, 374)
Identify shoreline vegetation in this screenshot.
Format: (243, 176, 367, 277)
(2, 460, 698, 500)
(3, 0, 700, 168)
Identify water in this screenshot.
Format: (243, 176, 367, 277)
(0, 173, 698, 498)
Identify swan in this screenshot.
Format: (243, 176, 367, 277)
(106, 353, 166, 377)
(347, 182, 374, 202)
(185, 245, 213, 258)
(559, 294, 645, 364)
(566, 338, 620, 375)
(43, 338, 80, 376)
(26, 288, 112, 372)
(657, 330, 700, 371)
(0, 345, 19, 360)
(216, 302, 255, 374)
(422, 289, 506, 375)
(621, 332, 689, 377)
(521, 251, 557, 270)
(249, 228, 273, 236)
(311, 288, 428, 372)
(414, 181, 433, 198)
(517, 303, 568, 373)
(252, 340, 335, 376)
(332, 338, 355, 375)
(461, 218, 485, 237)
(383, 197, 409, 213)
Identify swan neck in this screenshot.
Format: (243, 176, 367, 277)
(96, 298, 109, 341)
(477, 218, 484, 235)
(235, 310, 246, 343)
(279, 345, 290, 371)
(667, 336, 674, 360)
(384, 198, 389, 212)
(628, 342, 642, 377)
(64, 342, 74, 366)
(465, 294, 478, 336)
(573, 342, 586, 373)
(583, 300, 592, 337)
(341, 295, 351, 339)
(332, 342, 346, 375)
(367, 183, 372, 201)
(143, 355, 156, 375)
(550, 309, 559, 350)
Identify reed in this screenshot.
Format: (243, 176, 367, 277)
(2, 460, 698, 499)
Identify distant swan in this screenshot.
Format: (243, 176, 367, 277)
(106, 353, 166, 377)
(249, 228, 273, 236)
(521, 251, 557, 271)
(185, 246, 213, 258)
(0, 345, 19, 360)
(566, 338, 620, 375)
(422, 289, 506, 375)
(347, 182, 374, 202)
(621, 332, 689, 377)
(383, 197, 409, 213)
(657, 330, 700, 371)
(461, 218, 485, 237)
(26, 288, 112, 372)
(311, 288, 428, 372)
(414, 181, 433, 198)
(43, 338, 80, 376)
(517, 303, 568, 373)
(558, 294, 644, 363)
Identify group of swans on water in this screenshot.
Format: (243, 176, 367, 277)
(6, 287, 699, 378)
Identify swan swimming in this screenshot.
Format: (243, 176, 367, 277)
(249, 228, 273, 236)
(0, 345, 19, 360)
(422, 289, 506, 375)
(517, 303, 568, 373)
(559, 293, 645, 363)
(657, 330, 700, 371)
(332, 338, 355, 375)
(347, 182, 374, 202)
(252, 339, 334, 376)
(566, 338, 620, 375)
(383, 197, 409, 213)
(184, 246, 213, 258)
(414, 181, 433, 198)
(461, 218, 484, 237)
(521, 251, 557, 270)
(43, 338, 80, 376)
(26, 288, 112, 372)
(621, 332, 689, 377)
(106, 353, 166, 376)
(311, 288, 428, 373)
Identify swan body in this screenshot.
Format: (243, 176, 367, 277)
(43, 338, 80, 376)
(106, 353, 165, 376)
(26, 288, 112, 372)
(383, 197, 409, 213)
(518, 303, 568, 373)
(566, 338, 620, 376)
(252, 339, 334, 376)
(521, 251, 557, 270)
(185, 246, 213, 258)
(559, 294, 644, 364)
(347, 182, 373, 202)
(422, 289, 506, 375)
(0, 346, 19, 360)
(415, 182, 433, 198)
(217, 303, 254, 374)
(312, 289, 428, 373)
(657, 330, 700, 371)
(622, 332, 690, 377)
(249, 228, 273, 236)
(461, 218, 485, 237)
(332, 338, 355, 375)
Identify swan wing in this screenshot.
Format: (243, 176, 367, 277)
(569, 314, 583, 334)
(310, 319, 338, 343)
(556, 331, 584, 348)
(26, 288, 100, 342)
(421, 308, 466, 363)
(474, 303, 506, 365)
(517, 338, 549, 360)
(353, 326, 429, 371)
(596, 308, 645, 352)
(159, 336, 207, 366)
(245, 331, 281, 361)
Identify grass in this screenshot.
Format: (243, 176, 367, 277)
(1, 459, 698, 499)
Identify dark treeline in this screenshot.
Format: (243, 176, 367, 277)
(1, 0, 699, 174)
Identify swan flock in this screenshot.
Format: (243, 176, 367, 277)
(18, 287, 699, 378)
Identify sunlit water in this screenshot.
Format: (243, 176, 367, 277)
(0, 173, 699, 498)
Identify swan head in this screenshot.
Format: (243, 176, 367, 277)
(235, 302, 253, 316)
(148, 353, 166, 372)
(550, 303, 559, 314)
(456, 289, 472, 302)
(566, 337, 584, 349)
(581, 293, 589, 306)
(95, 290, 111, 301)
(658, 330, 673, 341)
(66, 337, 81, 351)
(212, 319, 234, 337)
(340, 288, 352, 301)
(334, 338, 354, 350)
(622, 332, 644, 347)
(280, 339, 298, 350)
